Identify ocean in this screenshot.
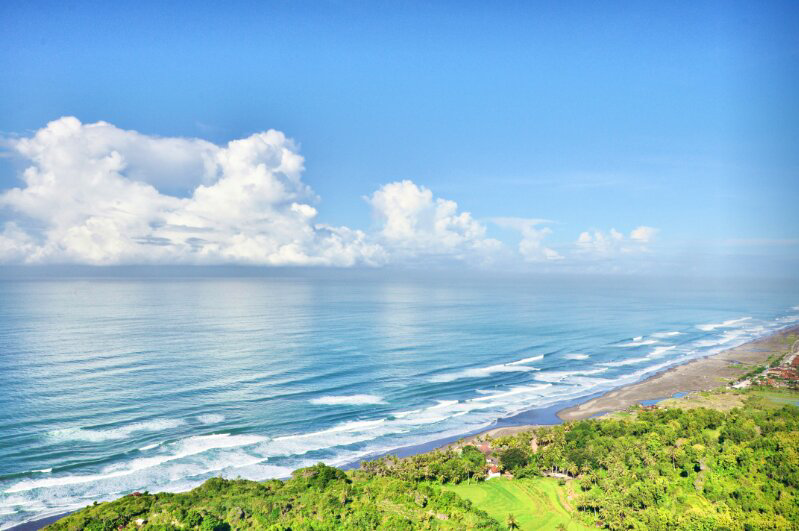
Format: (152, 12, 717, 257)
(1, 274, 797, 528)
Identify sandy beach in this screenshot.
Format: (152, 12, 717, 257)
(557, 324, 799, 421)
(434, 324, 799, 450)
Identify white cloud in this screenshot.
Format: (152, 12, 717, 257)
(0, 117, 384, 266)
(490, 217, 563, 262)
(576, 226, 658, 257)
(366, 180, 502, 262)
(630, 226, 658, 244)
(0, 117, 659, 270)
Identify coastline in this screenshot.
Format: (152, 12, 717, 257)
(12, 324, 799, 531)
(363, 323, 799, 456)
(557, 323, 799, 421)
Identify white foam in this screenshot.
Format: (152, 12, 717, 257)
(626, 359, 677, 381)
(694, 329, 748, 348)
(48, 419, 185, 443)
(619, 339, 658, 347)
(602, 357, 649, 367)
(309, 394, 385, 405)
(33, 468, 52, 474)
(506, 354, 544, 365)
(429, 363, 539, 383)
(647, 345, 676, 358)
(275, 418, 388, 443)
(652, 331, 682, 338)
(564, 353, 589, 360)
(196, 414, 225, 424)
(429, 399, 459, 409)
(138, 443, 159, 451)
(6, 433, 266, 493)
(470, 383, 552, 401)
(391, 408, 420, 418)
(534, 368, 608, 383)
(696, 317, 751, 331)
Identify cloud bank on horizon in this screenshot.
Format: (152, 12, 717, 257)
(0, 117, 657, 269)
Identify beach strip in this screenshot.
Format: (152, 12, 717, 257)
(557, 324, 799, 421)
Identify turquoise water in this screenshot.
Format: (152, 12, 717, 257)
(0, 275, 797, 528)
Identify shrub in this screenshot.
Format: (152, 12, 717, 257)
(499, 447, 529, 471)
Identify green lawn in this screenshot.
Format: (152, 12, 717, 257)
(442, 478, 592, 530)
(749, 388, 799, 406)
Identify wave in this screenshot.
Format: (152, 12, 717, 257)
(505, 354, 544, 365)
(696, 317, 750, 331)
(534, 368, 608, 383)
(6, 433, 267, 493)
(196, 414, 225, 424)
(563, 353, 589, 360)
(7, 311, 798, 528)
(602, 357, 650, 367)
(309, 395, 386, 405)
(429, 363, 539, 383)
(470, 383, 553, 402)
(652, 331, 682, 338)
(138, 443, 159, 451)
(602, 344, 676, 366)
(618, 338, 658, 347)
(626, 359, 679, 381)
(48, 419, 185, 443)
(647, 345, 676, 358)
(33, 469, 51, 474)
(694, 329, 750, 348)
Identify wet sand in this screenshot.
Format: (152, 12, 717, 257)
(557, 324, 799, 421)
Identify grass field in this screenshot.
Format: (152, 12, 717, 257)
(442, 478, 592, 530)
(642, 387, 799, 414)
(749, 388, 799, 406)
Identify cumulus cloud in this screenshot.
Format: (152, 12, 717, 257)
(0, 117, 658, 270)
(576, 226, 658, 257)
(366, 180, 502, 262)
(490, 217, 563, 262)
(0, 117, 384, 266)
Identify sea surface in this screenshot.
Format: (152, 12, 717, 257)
(1, 274, 798, 528)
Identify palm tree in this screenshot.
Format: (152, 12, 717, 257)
(506, 513, 519, 529)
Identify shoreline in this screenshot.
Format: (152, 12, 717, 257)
(353, 323, 799, 458)
(557, 323, 799, 421)
(11, 324, 799, 531)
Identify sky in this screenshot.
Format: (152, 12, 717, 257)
(0, 0, 797, 276)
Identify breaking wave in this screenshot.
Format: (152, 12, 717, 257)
(48, 419, 186, 443)
(309, 395, 386, 405)
(696, 317, 751, 331)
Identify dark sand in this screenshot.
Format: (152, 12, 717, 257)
(557, 324, 799, 421)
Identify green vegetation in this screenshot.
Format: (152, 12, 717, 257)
(485, 391, 799, 529)
(749, 388, 799, 406)
(443, 478, 590, 530)
(48, 388, 799, 530)
(47, 464, 499, 530)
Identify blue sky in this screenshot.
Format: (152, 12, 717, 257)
(0, 1, 797, 275)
